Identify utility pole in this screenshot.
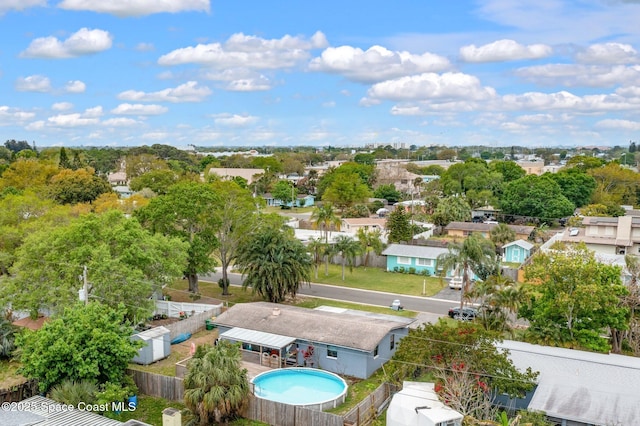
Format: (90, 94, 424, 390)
(83, 265, 88, 305)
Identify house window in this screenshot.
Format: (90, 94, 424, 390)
(327, 346, 338, 358)
(416, 258, 433, 266)
(390, 334, 395, 350)
(397, 256, 411, 265)
(374, 345, 379, 358)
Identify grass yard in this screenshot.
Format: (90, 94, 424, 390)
(293, 297, 416, 318)
(0, 359, 26, 389)
(309, 264, 446, 296)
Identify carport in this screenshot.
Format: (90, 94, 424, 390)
(220, 327, 298, 368)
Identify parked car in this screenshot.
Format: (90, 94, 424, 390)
(448, 276, 463, 290)
(447, 306, 478, 321)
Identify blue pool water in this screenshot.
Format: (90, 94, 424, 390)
(251, 368, 348, 406)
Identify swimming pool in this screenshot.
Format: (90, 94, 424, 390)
(251, 368, 348, 410)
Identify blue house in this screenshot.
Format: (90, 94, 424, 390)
(213, 302, 414, 379)
(262, 193, 315, 208)
(502, 239, 534, 264)
(381, 243, 449, 276)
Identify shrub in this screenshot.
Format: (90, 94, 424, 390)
(408, 267, 416, 275)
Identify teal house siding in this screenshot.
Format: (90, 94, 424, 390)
(382, 244, 449, 275)
(503, 240, 534, 264)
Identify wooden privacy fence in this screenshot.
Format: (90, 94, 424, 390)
(0, 380, 39, 404)
(128, 369, 184, 401)
(243, 395, 343, 426)
(164, 308, 218, 340)
(343, 382, 398, 426)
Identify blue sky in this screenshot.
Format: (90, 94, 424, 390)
(2, 0, 640, 149)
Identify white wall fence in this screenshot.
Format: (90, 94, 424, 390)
(163, 309, 219, 340)
(154, 300, 223, 318)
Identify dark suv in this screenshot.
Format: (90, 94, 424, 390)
(447, 306, 478, 320)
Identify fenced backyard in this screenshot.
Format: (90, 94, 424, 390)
(0, 379, 39, 404)
(161, 308, 219, 340)
(243, 395, 344, 426)
(128, 369, 184, 402)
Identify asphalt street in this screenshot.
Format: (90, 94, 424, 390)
(201, 271, 463, 316)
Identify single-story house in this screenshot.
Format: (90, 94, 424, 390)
(213, 302, 415, 379)
(341, 217, 387, 235)
(208, 167, 265, 184)
(0, 395, 149, 426)
(386, 382, 463, 426)
(381, 244, 449, 276)
(498, 340, 640, 426)
(502, 239, 534, 264)
(262, 193, 315, 208)
(444, 222, 535, 241)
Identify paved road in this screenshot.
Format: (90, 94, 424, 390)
(201, 271, 461, 316)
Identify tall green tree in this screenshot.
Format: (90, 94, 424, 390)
(500, 175, 575, 221)
(17, 303, 141, 392)
(437, 233, 497, 310)
(306, 237, 325, 280)
(548, 168, 596, 208)
(431, 196, 472, 227)
(271, 179, 297, 206)
(129, 169, 181, 195)
(522, 245, 629, 352)
(210, 180, 262, 295)
(468, 274, 526, 333)
(235, 224, 311, 303)
(386, 208, 412, 243)
(334, 235, 362, 280)
(48, 168, 112, 205)
(4, 210, 188, 320)
(136, 181, 220, 294)
(184, 341, 250, 425)
(322, 171, 371, 210)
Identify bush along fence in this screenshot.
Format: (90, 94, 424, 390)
(0, 379, 39, 404)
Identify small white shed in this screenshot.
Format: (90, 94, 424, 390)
(131, 326, 171, 365)
(387, 382, 463, 426)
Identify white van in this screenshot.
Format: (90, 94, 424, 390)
(449, 276, 463, 289)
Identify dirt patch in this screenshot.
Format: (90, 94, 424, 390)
(171, 329, 219, 358)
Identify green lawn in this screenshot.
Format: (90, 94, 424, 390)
(309, 264, 446, 296)
(293, 297, 416, 318)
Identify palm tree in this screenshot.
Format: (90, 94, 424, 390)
(468, 273, 525, 333)
(184, 341, 250, 425)
(307, 237, 324, 280)
(235, 225, 312, 303)
(437, 233, 497, 310)
(0, 318, 16, 359)
(356, 228, 385, 268)
(310, 203, 341, 244)
(334, 235, 362, 280)
(489, 223, 516, 256)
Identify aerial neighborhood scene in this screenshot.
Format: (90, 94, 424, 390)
(2, 1, 640, 426)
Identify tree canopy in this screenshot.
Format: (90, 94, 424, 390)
(500, 174, 575, 221)
(17, 303, 141, 392)
(4, 210, 188, 320)
(522, 245, 629, 352)
(135, 181, 221, 293)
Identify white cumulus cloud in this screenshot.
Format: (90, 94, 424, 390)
(15, 75, 51, 92)
(111, 104, 169, 115)
(117, 81, 211, 103)
(20, 28, 113, 59)
(576, 42, 640, 64)
(158, 31, 327, 69)
(595, 118, 640, 130)
(58, 0, 210, 17)
(309, 45, 451, 83)
(0, 106, 36, 124)
(459, 39, 552, 63)
(515, 64, 640, 87)
(213, 113, 258, 127)
(52, 102, 74, 111)
(65, 80, 86, 93)
(102, 117, 141, 127)
(364, 72, 497, 102)
(0, 0, 45, 14)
